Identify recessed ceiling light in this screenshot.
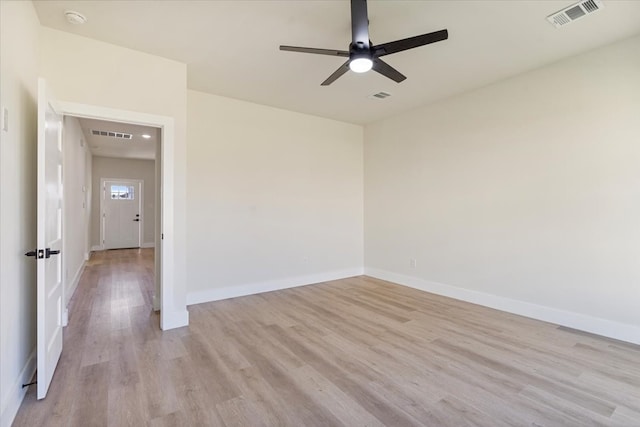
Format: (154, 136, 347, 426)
(141, 134, 151, 139)
(64, 10, 87, 25)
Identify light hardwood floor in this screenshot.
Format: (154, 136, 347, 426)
(14, 249, 640, 426)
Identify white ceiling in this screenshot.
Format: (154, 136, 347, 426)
(34, 1, 640, 124)
(77, 117, 158, 160)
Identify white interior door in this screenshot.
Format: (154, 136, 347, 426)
(34, 78, 64, 400)
(102, 179, 142, 249)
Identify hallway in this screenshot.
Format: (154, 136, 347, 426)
(13, 249, 180, 426)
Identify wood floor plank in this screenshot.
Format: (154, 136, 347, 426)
(70, 362, 109, 427)
(263, 325, 425, 426)
(610, 405, 640, 426)
(107, 382, 146, 427)
(12, 248, 640, 426)
(232, 366, 298, 426)
(135, 340, 181, 420)
(167, 356, 225, 426)
(179, 331, 242, 404)
(216, 395, 268, 427)
(109, 328, 140, 389)
(289, 364, 386, 427)
(225, 323, 346, 427)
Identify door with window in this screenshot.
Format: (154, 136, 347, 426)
(101, 179, 142, 249)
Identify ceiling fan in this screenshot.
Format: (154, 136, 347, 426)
(280, 0, 448, 86)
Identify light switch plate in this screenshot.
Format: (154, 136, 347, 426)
(2, 108, 8, 132)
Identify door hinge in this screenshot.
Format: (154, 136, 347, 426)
(161, 234, 164, 240)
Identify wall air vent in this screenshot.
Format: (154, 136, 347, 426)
(369, 91, 392, 100)
(91, 129, 133, 140)
(547, 0, 604, 28)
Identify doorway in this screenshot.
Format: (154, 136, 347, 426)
(65, 118, 158, 307)
(56, 100, 187, 331)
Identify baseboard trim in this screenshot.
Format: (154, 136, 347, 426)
(65, 261, 86, 308)
(161, 309, 189, 330)
(364, 268, 640, 345)
(187, 268, 365, 306)
(91, 244, 154, 250)
(0, 348, 36, 427)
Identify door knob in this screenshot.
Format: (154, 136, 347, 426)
(45, 248, 61, 258)
(25, 249, 42, 258)
(133, 219, 140, 222)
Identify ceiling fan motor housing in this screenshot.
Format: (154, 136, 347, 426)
(349, 42, 373, 60)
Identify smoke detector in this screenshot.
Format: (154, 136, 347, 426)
(64, 10, 87, 25)
(547, 0, 604, 28)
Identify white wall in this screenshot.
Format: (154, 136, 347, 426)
(62, 116, 92, 306)
(90, 156, 156, 247)
(186, 90, 363, 303)
(0, 2, 40, 426)
(364, 35, 640, 343)
(40, 27, 188, 322)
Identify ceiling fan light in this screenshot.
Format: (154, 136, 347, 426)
(349, 57, 373, 73)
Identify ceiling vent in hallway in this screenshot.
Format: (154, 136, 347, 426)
(547, 0, 604, 28)
(91, 130, 133, 140)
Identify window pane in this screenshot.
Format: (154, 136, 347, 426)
(110, 184, 135, 200)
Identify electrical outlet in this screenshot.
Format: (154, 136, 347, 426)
(410, 258, 417, 269)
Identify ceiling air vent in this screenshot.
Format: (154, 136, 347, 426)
(91, 129, 133, 140)
(369, 91, 392, 100)
(547, 0, 604, 28)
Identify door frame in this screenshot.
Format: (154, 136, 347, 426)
(57, 101, 186, 330)
(100, 178, 144, 250)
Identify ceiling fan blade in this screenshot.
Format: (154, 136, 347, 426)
(280, 45, 350, 57)
(373, 29, 448, 57)
(372, 58, 406, 83)
(321, 61, 351, 86)
(351, 0, 370, 49)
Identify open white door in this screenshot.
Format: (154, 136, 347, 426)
(33, 78, 64, 399)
